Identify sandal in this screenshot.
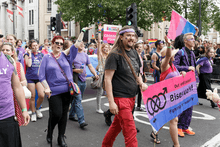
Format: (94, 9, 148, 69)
(150, 131, 161, 144)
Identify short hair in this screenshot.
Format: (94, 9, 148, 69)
(183, 33, 193, 41)
(155, 40, 161, 48)
(16, 39, 22, 46)
(63, 40, 72, 50)
(205, 47, 213, 57)
(51, 36, 64, 44)
(28, 39, 38, 49)
(174, 34, 184, 49)
(6, 34, 17, 41)
(134, 43, 142, 49)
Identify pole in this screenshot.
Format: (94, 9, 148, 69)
(199, 0, 201, 36)
(12, 4, 15, 34)
(185, 0, 187, 19)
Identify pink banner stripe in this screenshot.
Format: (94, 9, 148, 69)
(176, 16, 187, 37)
(167, 10, 181, 40)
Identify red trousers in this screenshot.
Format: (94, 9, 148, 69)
(102, 97, 138, 147)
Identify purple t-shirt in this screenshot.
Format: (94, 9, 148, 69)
(198, 57, 213, 74)
(0, 53, 15, 120)
(73, 52, 91, 82)
(25, 52, 44, 80)
(38, 45, 78, 96)
(16, 47, 25, 67)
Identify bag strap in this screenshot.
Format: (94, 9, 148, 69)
(50, 53, 71, 84)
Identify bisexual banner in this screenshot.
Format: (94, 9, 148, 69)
(142, 71, 198, 132)
(103, 24, 122, 44)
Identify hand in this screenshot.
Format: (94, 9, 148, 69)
(26, 49, 31, 55)
(164, 35, 171, 44)
(180, 71, 186, 77)
(79, 69, 83, 74)
(95, 74, 99, 80)
(196, 69, 200, 75)
(188, 66, 195, 71)
(22, 111, 30, 126)
(109, 101, 119, 115)
(195, 27, 199, 32)
(98, 23, 103, 30)
(141, 83, 148, 91)
(83, 26, 94, 31)
(45, 88, 51, 99)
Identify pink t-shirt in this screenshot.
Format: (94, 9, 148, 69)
(41, 49, 49, 55)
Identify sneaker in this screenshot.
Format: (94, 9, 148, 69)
(31, 113, 37, 122)
(178, 129, 184, 137)
(136, 107, 145, 111)
(36, 109, 43, 118)
(182, 129, 195, 136)
(80, 122, 88, 128)
(96, 109, 104, 114)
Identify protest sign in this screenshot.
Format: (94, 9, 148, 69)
(142, 71, 198, 132)
(103, 24, 122, 44)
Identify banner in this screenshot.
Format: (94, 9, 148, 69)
(167, 10, 196, 40)
(103, 24, 122, 44)
(142, 71, 198, 132)
(148, 39, 157, 45)
(7, 9, 13, 22)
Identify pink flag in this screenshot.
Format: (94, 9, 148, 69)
(7, 9, 13, 22)
(16, 5, 24, 18)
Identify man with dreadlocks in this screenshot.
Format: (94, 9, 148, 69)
(102, 26, 148, 147)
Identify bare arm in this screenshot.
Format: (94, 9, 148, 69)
(97, 24, 102, 60)
(19, 62, 27, 87)
(196, 64, 201, 75)
(161, 36, 172, 72)
(88, 64, 98, 78)
(105, 69, 119, 114)
(41, 80, 51, 98)
(151, 53, 160, 71)
(24, 49, 32, 67)
(11, 71, 30, 126)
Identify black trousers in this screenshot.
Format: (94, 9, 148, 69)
(197, 73, 212, 99)
(0, 116, 22, 147)
(48, 92, 71, 137)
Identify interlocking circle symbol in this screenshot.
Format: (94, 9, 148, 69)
(146, 87, 167, 116)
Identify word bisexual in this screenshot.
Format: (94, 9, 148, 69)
(170, 84, 193, 102)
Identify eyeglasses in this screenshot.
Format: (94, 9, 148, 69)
(3, 42, 13, 46)
(55, 42, 63, 46)
(187, 38, 195, 41)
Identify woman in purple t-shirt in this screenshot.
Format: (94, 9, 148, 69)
(24, 40, 45, 122)
(196, 47, 216, 108)
(0, 43, 30, 147)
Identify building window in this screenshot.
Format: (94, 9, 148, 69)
(47, 0, 52, 12)
(29, 0, 33, 3)
(29, 30, 34, 40)
(29, 10, 34, 25)
(47, 25, 51, 40)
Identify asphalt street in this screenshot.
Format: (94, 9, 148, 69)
(20, 78, 220, 147)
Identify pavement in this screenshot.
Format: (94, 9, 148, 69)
(19, 77, 220, 147)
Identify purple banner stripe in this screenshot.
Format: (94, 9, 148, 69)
(176, 16, 187, 37)
(146, 81, 197, 120)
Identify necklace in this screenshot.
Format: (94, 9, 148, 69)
(52, 52, 61, 59)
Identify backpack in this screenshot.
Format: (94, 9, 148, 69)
(150, 52, 160, 69)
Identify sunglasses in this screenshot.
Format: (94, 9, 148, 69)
(55, 42, 63, 46)
(187, 38, 195, 41)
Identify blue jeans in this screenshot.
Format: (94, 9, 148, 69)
(69, 80, 86, 124)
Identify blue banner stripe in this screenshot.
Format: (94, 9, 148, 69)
(149, 94, 198, 131)
(181, 21, 196, 35)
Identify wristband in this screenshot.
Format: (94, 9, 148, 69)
(98, 31, 101, 33)
(22, 108, 27, 112)
(81, 28, 86, 32)
(167, 46, 172, 48)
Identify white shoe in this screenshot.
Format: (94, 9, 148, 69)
(31, 113, 37, 122)
(36, 109, 43, 118)
(96, 109, 104, 114)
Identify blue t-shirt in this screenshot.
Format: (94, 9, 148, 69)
(25, 52, 44, 80)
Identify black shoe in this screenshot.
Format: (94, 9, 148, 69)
(46, 134, 52, 143)
(198, 102, 203, 105)
(80, 122, 88, 128)
(136, 128, 140, 133)
(211, 100, 217, 108)
(57, 135, 67, 147)
(69, 117, 78, 121)
(103, 111, 112, 126)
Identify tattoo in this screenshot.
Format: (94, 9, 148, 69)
(42, 80, 49, 89)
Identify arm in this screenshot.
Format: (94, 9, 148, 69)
(161, 36, 172, 72)
(173, 51, 189, 72)
(19, 62, 27, 87)
(194, 27, 199, 38)
(136, 74, 148, 91)
(104, 69, 119, 115)
(196, 64, 201, 75)
(97, 24, 102, 60)
(88, 64, 98, 78)
(151, 53, 160, 71)
(11, 71, 30, 126)
(73, 68, 83, 74)
(24, 49, 32, 67)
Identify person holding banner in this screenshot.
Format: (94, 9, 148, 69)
(159, 36, 186, 147)
(102, 26, 148, 147)
(173, 32, 198, 137)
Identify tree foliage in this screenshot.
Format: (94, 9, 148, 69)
(55, 0, 220, 34)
